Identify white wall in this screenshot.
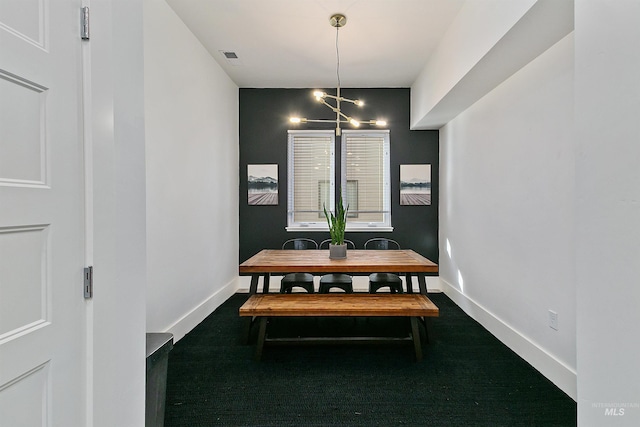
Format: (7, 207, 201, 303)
(575, 2, 640, 425)
(439, 33, 576, 398)
(411, 0, 536, 128)
(91, 1, 147, 425)
(144, 0, 239, 341)
(410, 0, 573, 130)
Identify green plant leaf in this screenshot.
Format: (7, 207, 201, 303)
(323, 190, 348, 245)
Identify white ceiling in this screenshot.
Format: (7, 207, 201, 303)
(164, 0, 466, 88)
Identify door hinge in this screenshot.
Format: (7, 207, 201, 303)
(84, 266, 93, 298)
(81, 6, 90, 40)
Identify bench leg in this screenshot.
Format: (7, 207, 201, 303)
(242, 317, 253, 344)
(423, 317, 434, 344)
(410, 317, 423, 362)
(255, 317, 268, 361)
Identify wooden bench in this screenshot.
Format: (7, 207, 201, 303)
(239, 293, 439, 361)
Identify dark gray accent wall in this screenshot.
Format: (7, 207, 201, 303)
(239, 88, 438, 264)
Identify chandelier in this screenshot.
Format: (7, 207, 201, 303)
(289, 14, 387, 136)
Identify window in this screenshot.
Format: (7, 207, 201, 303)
(341, 130, 391, 231)
(287, 129, 391, 232)
(287, 130, 335, 230)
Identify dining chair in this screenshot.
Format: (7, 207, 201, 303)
(318, 239, 356, 293)
(280, 238, 318, 293)
(364, 238, 403, 293)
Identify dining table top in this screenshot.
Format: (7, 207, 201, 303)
(239, 249, 438, 274)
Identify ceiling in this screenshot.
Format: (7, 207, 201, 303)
(164, 0, 467, 88)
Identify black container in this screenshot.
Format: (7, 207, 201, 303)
(146, 333, 173, 427)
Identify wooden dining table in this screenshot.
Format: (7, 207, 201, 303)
(239, 249, 438, 295)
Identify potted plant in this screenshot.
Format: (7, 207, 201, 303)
(323, 193, 348, 259)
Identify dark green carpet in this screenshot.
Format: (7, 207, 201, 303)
(165, 293, 576, 426)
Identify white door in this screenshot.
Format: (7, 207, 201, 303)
(0, 1, 87, 426)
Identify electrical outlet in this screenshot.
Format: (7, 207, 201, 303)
(549, 310, 559, 331)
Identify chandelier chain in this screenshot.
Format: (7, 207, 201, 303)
(335, 25, 341, 88)
(287, 13, 387, 134)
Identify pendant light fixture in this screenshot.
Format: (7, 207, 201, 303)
(289, 14, 387, 136)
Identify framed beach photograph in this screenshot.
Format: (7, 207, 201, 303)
(248, 164, 278, 205)
(400, 164, 431, 206)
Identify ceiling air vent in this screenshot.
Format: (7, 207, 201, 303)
(219, 50, 243, 66)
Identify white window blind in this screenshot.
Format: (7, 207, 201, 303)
(341, 130, 391, 230)
(287, 130, 335, 230)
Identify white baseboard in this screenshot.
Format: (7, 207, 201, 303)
(164, 278, 240, 343)
(439, 278, 577, 400)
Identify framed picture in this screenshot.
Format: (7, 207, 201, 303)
(248, 164, 278, 205)
(400, 164, 431, 206)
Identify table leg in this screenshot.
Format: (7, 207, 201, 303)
(250, 274, 271, 293)
(263, 273, 271, 293)
(406, 273, 414, 294)
(417, 274, 428, 295)
(249, 274, 259, 294)
(410, 317, 423, 362)
(255, 317, 268, 361)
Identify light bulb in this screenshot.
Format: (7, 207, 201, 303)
(290, 117, 302, 123)
(350, 119, 360, 127)
(375, 120, 387, 126)
(355, 100, 364, 106)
